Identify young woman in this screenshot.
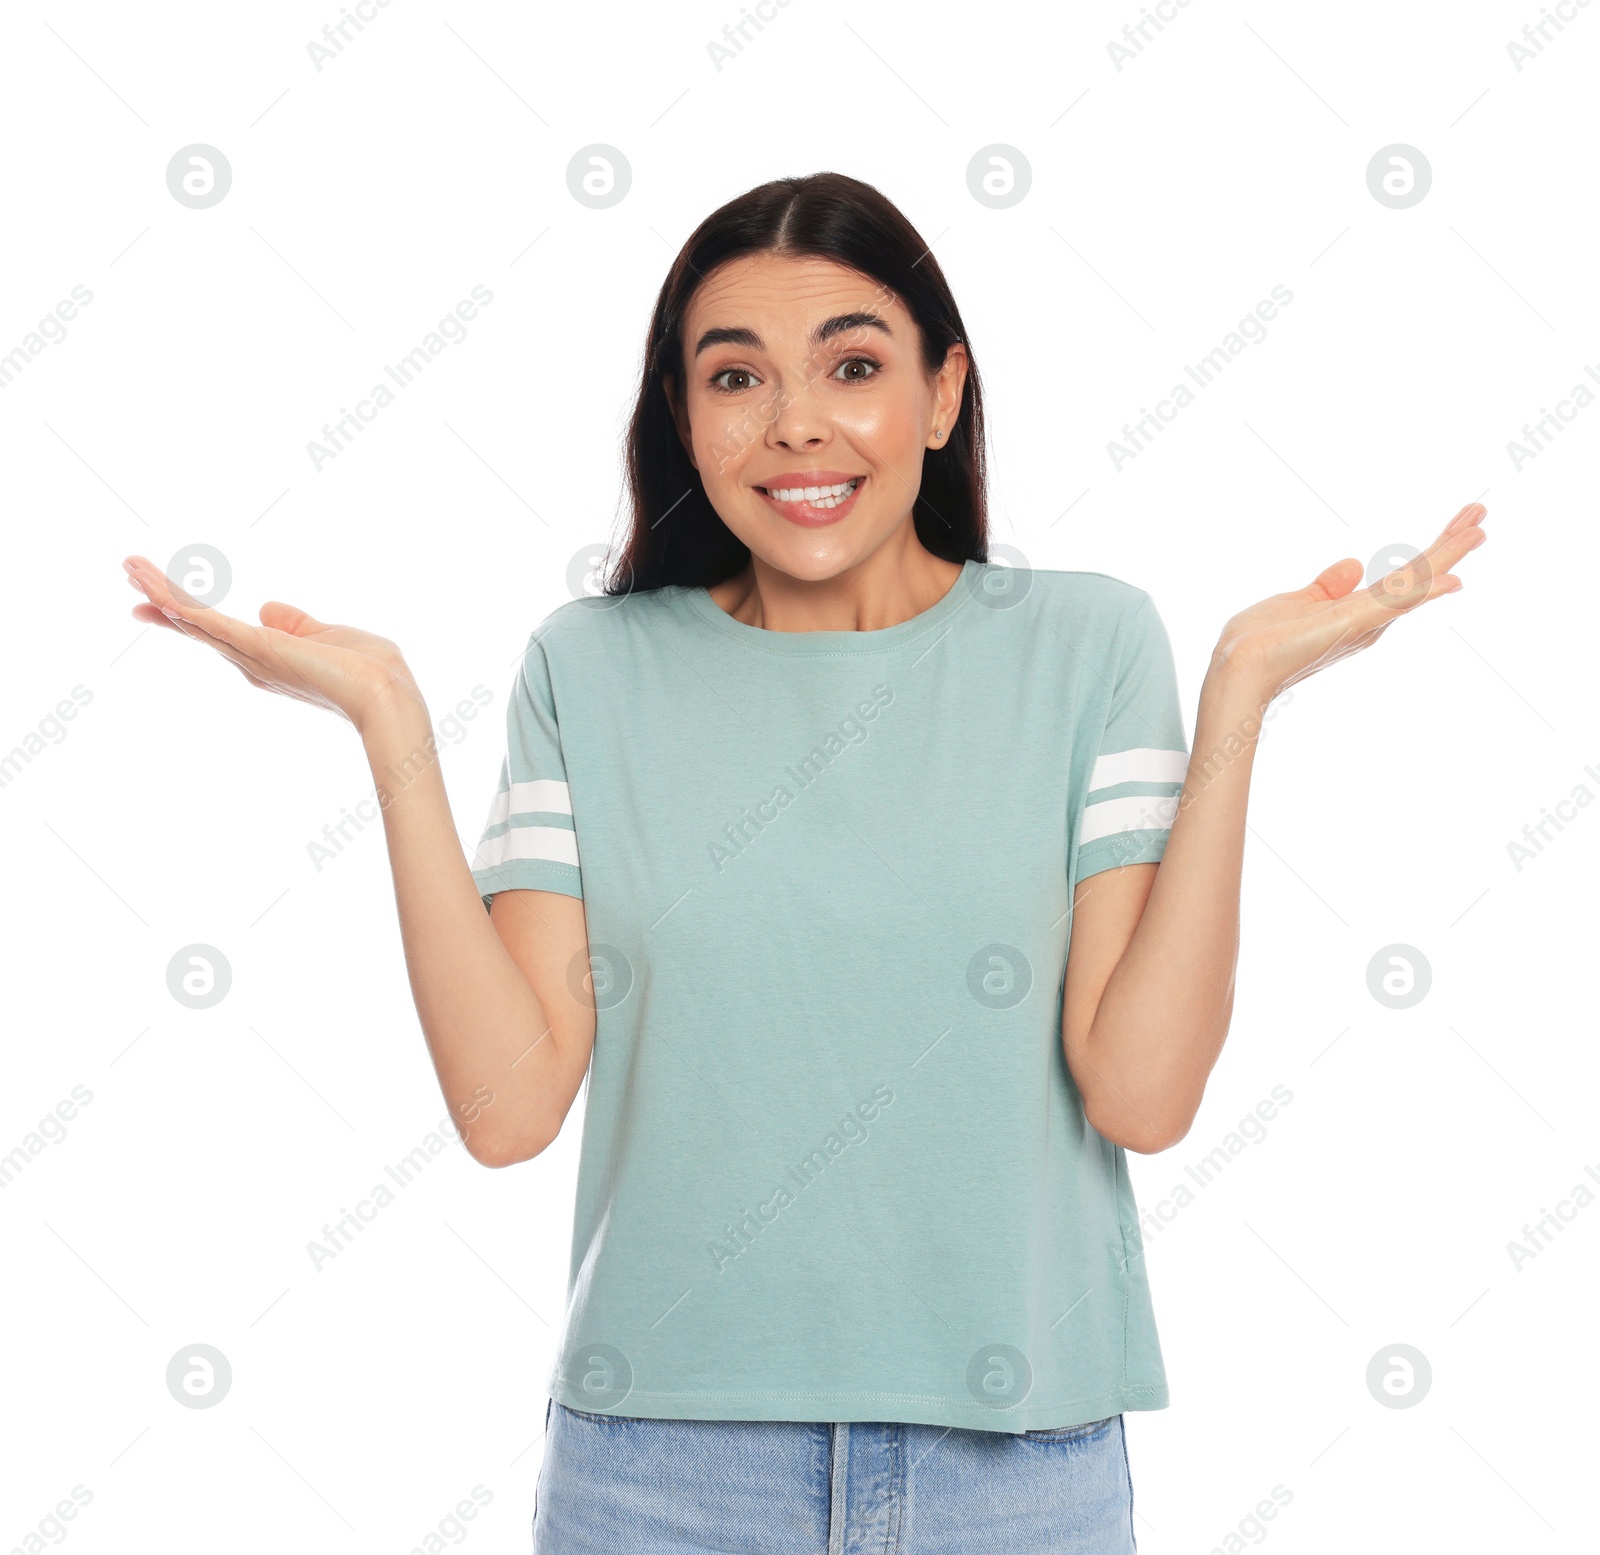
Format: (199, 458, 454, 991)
(122, 172, 1487, 1553)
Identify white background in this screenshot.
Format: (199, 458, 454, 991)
(1, 0, 1594, 1550)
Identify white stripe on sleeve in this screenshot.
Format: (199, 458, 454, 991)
(484, 778, 573, 830)
(473, 824, 580, 871)
(1080, 792, 1180, 845)
(1088, 747, 1189, 791)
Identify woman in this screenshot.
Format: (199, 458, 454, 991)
(121, 171, 1486, 1553)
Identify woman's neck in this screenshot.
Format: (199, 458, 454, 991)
(705, 541, 964, 635)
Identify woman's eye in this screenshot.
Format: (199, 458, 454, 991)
(711, 368, 760, 393)
(833, 357, 881, 383)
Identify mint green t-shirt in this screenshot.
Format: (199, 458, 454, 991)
(470, 558, 1190, 1434)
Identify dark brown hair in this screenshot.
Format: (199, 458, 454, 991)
(601, 171, 988, 594)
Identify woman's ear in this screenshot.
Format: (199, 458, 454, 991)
(662, 374, 698, 471)
(936, 343, 969, 433)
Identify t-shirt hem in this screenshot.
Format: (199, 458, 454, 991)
(1075, 831, 1171, 880)
(548, 1377, 1168, 1436)
(471, 858, 583, 907)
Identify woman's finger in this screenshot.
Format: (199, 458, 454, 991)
(233, 661, 278, 693)
(125, 557, 271, 661)
(163, 610, 274, 680)
(124, 554, 210, 613)
(1416, 504, 1487, 572)
(165, 603, 269, 664)
(1351, 519, 1482, 627)
(124, 554, 225, 617)
(1303, 556, 1365, 602)
(132, 602, 183, 632)
(260, 600, 336, 637)
(1414, 502, 1485, 554)
(1420, 521, 1486, 576)
(1353, 506, 1486, 618)
(165, 600, 269, 663)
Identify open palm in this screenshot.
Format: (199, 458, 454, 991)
(122, 554, 421, 732)
(1214, 502, 1488, 700)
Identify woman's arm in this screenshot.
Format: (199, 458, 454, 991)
(362, 702, 595, 1165)
(1062, 502, 1489, 1152)
(120, 557, 595, 1166)
(1063, 667, 1261, 1153)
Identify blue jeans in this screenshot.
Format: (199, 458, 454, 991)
(532, 1399, 1137, 1553)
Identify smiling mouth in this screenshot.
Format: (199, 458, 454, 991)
(755, 477, 864, 512)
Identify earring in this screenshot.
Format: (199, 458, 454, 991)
(933, 429, 944, 439)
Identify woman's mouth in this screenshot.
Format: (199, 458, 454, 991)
(755, 476, 865, 526)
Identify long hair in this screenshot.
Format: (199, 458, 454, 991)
(601, 171, 988, 594)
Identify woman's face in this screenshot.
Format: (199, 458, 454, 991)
(665, 252, 968, 582)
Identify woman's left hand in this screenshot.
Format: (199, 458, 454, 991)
(1210, 501, 1488, 702)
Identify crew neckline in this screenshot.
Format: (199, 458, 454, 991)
(679, 558, 984, 655)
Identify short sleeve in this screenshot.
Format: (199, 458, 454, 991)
(469, 632, 583, 908)
(1074, 591, 1189, 881)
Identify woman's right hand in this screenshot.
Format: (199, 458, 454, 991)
(122, 554, 425, 736)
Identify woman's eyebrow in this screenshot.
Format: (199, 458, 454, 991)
(692, 312, 894, 358)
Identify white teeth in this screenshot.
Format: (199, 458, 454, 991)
(766, 478, 860, 505)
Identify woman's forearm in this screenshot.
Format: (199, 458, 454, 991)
(361, 701, 585, 1162)
(1074, 505, 1488, 1151)
(1079, 663, 1271, 1148)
